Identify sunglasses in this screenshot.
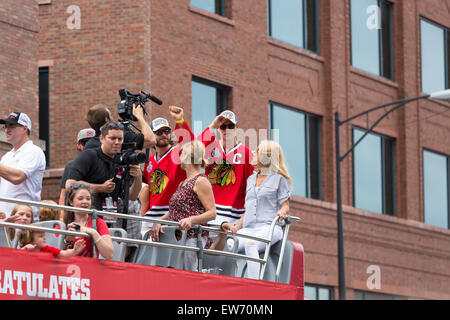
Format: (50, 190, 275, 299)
(101, 122, 124, 131)
(220, 123, 236, 130)
(70, 183, 90, 191)
(155, 128, 172, 136)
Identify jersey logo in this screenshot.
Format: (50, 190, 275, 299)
(149, 169, 169, 196)
(208, 162, 236, 187)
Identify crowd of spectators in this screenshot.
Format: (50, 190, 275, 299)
(0, 106, 292, 279)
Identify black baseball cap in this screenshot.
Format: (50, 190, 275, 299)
(0, 112, 32, 130)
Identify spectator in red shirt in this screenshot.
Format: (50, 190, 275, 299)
(63, 184, 114, 259)
(18, 228, 86, 258)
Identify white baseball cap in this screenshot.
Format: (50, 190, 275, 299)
(219, 110, 238, 125)
(0, 112, 32, 130)
(151, 117, 170, 132)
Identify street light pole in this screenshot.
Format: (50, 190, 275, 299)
(334, 89, 450, 300)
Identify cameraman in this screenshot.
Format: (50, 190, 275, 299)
(65, 122, 142, 215)
(84, 103, 156, 151)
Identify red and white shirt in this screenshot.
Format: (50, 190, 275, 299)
(177, 122, 254, 225)
(142, 147, 185, 227)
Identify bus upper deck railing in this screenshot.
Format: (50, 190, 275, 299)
(0, 196, 300, 280)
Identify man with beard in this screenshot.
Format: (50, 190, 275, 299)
(139, 107, 194, 231)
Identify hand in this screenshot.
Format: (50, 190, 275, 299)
(276, 210, 288, 222)
(221, 222, 238, 235)
(151, 223, 164, 242)
(21, 244, 37, 251)
(209, 115, 227, 130)
(0, 211, 5, 220)
(169, 106, 184, 122)
(179, 217, 193, 230)
(129, 164, 142, 178)
(2, 214, 20, 224)
(73, 239, 86, 254)
(101, 178, 116, 193)
(132, 103, 145, 120)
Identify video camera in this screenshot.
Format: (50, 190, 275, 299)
(111, 89, 162, 221)
(117, 88, 162, 122)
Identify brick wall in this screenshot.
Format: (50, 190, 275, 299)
(0, 0, 39, 152)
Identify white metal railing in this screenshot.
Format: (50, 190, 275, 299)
(0, 196, 300, 280)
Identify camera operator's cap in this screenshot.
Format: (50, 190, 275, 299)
(219, 110, 238, 125)
(77, 128, 96, 142)
(151, 117, 170, 132)
(0, 112, 32, 130)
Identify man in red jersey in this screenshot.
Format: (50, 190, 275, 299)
(174, 108, 254, 226)
(140, 108, 194, 231)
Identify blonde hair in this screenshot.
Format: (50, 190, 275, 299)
(256, 140, 292, 187)
(8, 204, 34, 241)
(181, 140, 207, 168)
(39, 200, 60, 222)
(17, 226, 43, 248)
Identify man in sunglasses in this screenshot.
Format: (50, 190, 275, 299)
(0, 112, 46, 221)
(174, 108, 254, 226)
(58, 128, 95, 218)
(139, 112, 194, 231)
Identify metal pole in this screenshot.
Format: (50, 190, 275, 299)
(335, 112, 346, 300)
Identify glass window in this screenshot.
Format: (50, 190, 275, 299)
(190, 0, 225, 16)
(353, 128, 395, 215)
(270, 103, 321, 199)
(354, 290, 407, 300)
(268, 0, 318, 52)
(423, 150, 449, 229)
(39, 67, 50, 168)
(305, 284, 333, 300)
(350, 0, 393, 79)
(420, 19, 449, 94)
(191, 78, 227, 137)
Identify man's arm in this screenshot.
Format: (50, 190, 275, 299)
(0, 163, 27, 185)
(132, 104, 156, 148)
(128, 164, 142, 201)
(65, 178, 115, 194)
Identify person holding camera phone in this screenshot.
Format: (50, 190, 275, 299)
(63, 183, 113, 259)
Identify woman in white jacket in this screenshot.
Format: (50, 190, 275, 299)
(221, 140, 292, 279)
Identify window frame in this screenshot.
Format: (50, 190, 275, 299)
(304, 283, 334, 300)
(269, 102, 322, 199)
(191, 76, 228, 133)
(267, 0, 319, 53)
(190, 0, 226, 17)
(419, 17, 450, 94)
(349, 0, 394, 79)
(39, 67, 50, 169)
(422, 148, 450, 229)
(351, 127, 396, 216)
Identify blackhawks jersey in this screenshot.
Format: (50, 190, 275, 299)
(176, 121, 254, 225)
(142, 146, 185, 227)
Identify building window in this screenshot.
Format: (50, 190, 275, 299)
(270, 103, 321, 199)
(191, 78, 228, 137)
(420, 19, 450, 94)
(354, 290, 407, 300)
(304, 284, 333, 300)
(190, 0, 225, 16)
(39, 67, 50, 168)
(350, 0, 393, 79)
(352, 128, 395, 215)
(268, 0, 318, 52)
(423, 150, 449, 229)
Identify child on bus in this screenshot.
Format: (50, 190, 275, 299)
(18, 227, 86, 258)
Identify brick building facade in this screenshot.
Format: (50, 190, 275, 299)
(2, 0, 449, 299)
